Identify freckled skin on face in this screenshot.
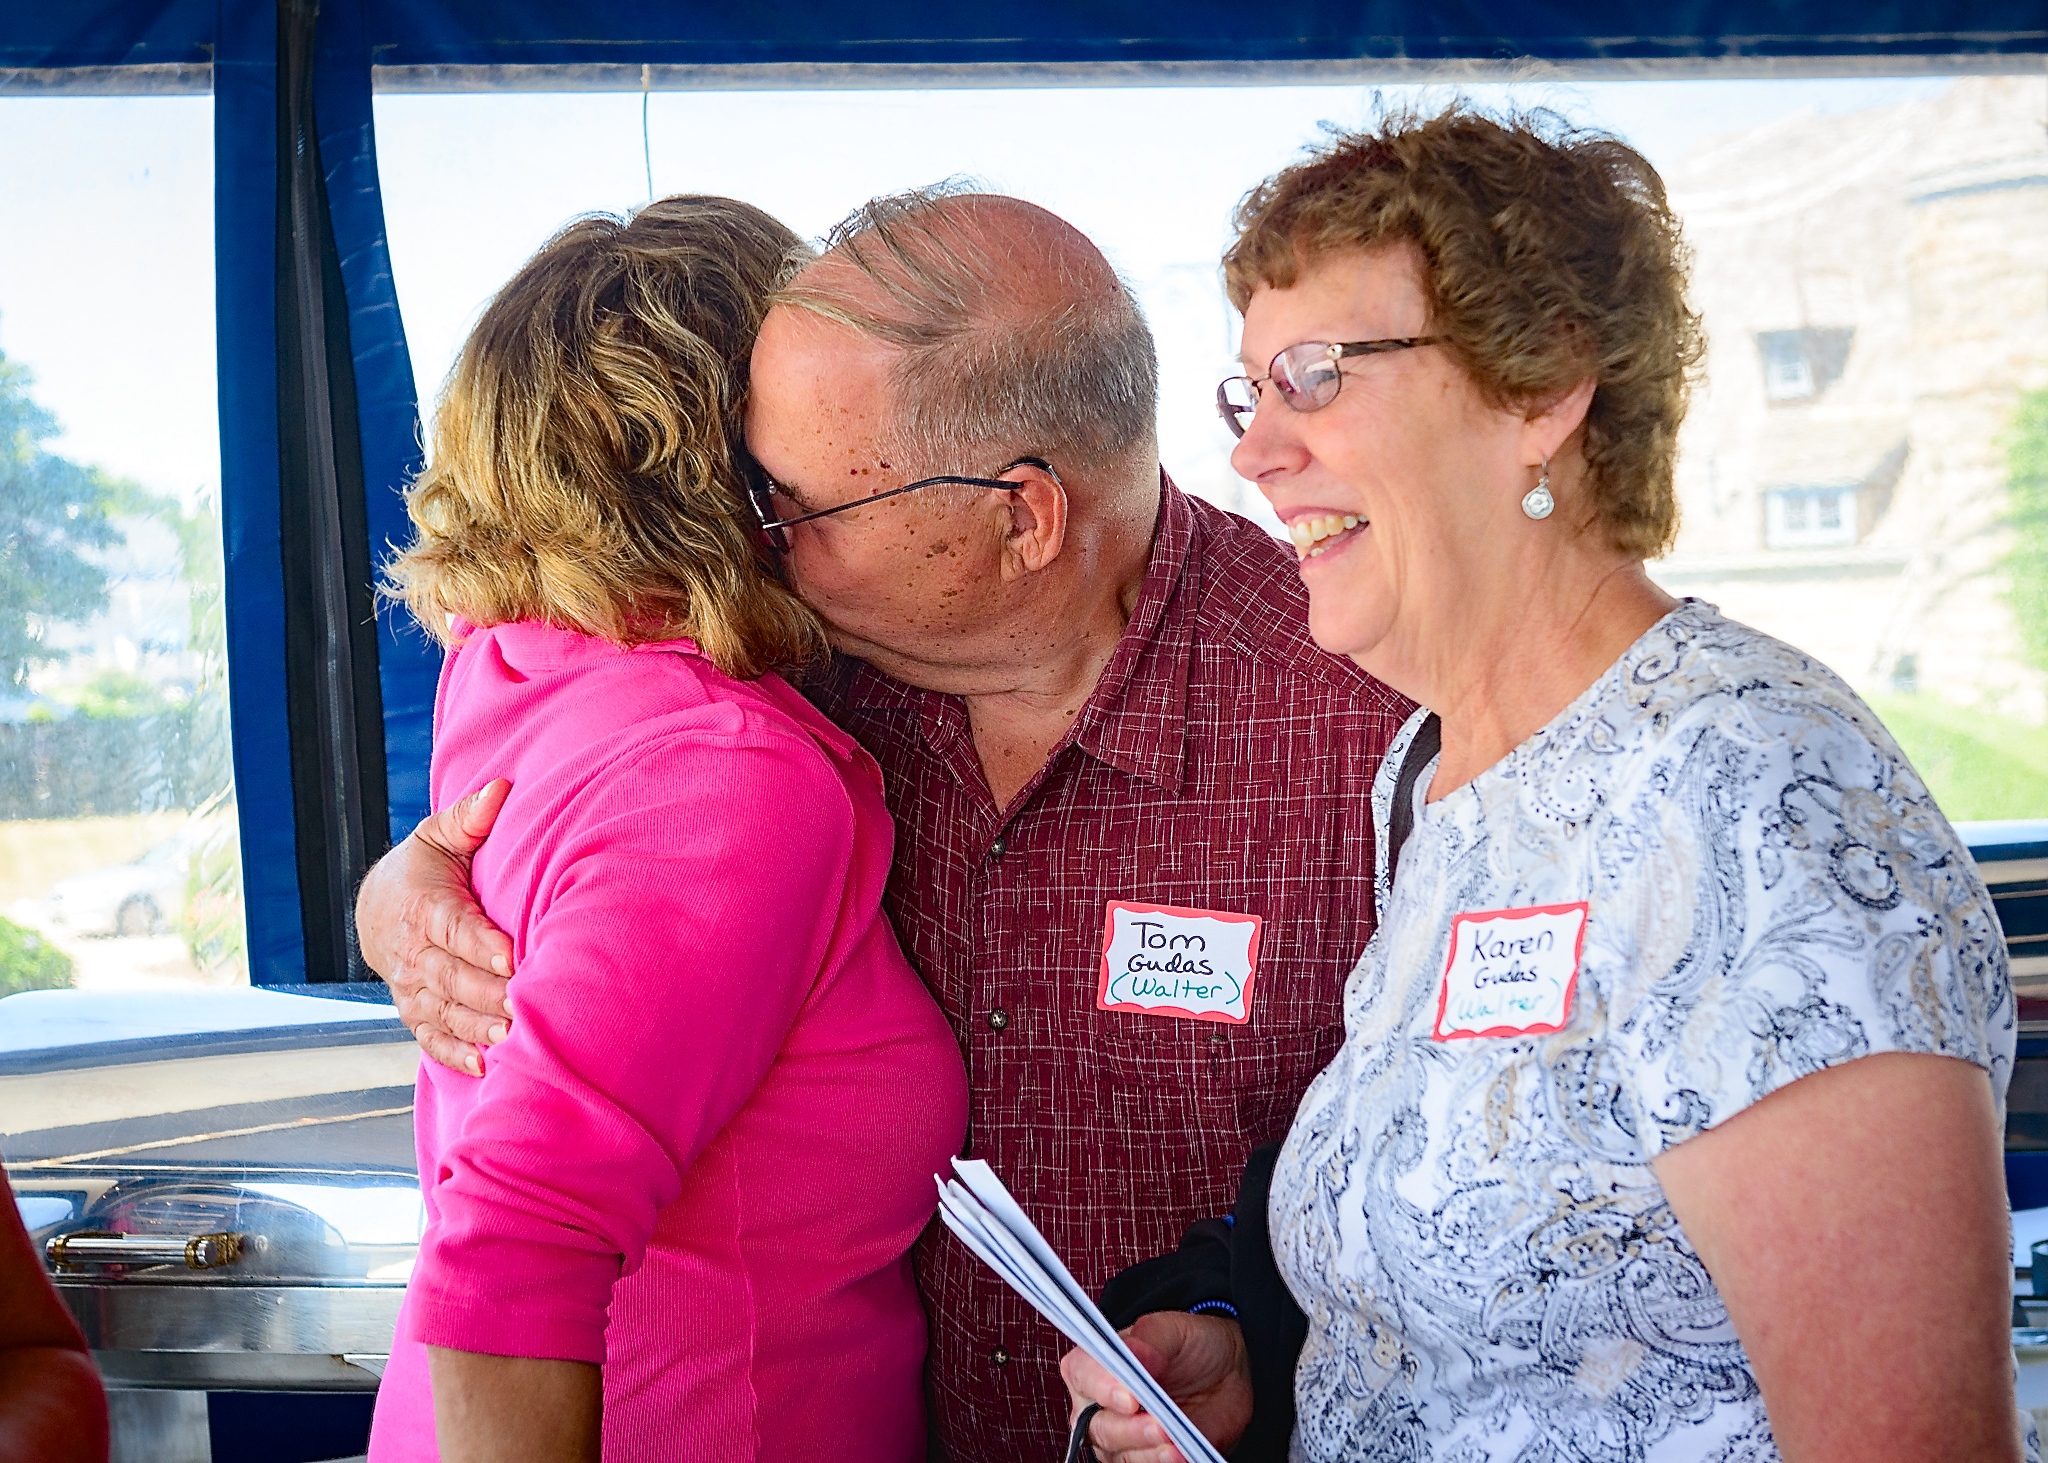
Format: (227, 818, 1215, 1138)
(742, 194, 1160, 807)
(744, 304, 1013, 668)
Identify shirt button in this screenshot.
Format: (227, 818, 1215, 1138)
(991, 1346, 1010, 1367)
(989, 836, 1007, 859)
(987, 1008, 1010, 1032)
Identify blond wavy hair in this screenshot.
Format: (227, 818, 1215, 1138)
(1225, 105, 1704, 559)
(385, 195, 824, 679)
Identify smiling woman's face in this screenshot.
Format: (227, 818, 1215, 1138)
(1230, 243, 1536, 683)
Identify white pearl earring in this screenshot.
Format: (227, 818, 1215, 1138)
(1521, 462, 1555, 521)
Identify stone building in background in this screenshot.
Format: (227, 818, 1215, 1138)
(1652, 75, 2048, 723)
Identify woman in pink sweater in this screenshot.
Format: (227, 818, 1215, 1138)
(365, 197, 966, 1463)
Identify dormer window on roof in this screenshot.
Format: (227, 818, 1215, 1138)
(1757, 327, 1854, 403)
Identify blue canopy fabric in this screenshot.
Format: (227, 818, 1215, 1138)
(10, 2, 2046, 68)
(213, 0, 307, 987)
(366, 1, 2048, 64)
(6, 0, 2046, 985)
(315, 0, 439, 849)
(0, 2, 214, 70)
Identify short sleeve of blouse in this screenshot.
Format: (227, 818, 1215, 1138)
(1602, 678, 2015, 1159)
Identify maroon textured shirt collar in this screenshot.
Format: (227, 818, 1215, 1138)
(1068, 476, 1195, 795)
(839, 471, 1196, 802)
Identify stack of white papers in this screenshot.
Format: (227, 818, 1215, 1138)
(936, 1158, 1228, 1463)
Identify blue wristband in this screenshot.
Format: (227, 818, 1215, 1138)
(1188, 1298, 1239, 1320)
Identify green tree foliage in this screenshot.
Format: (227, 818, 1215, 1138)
(2008, 386, 2048, 675)
(0, 913, 72, 997)
(182, 799, 246, 978)
(173, 502, 240, 976)
(0, 345, 120, 692)
(71, 668, 179, 719)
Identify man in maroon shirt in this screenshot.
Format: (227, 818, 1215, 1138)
(356, 189, 1409, 1457)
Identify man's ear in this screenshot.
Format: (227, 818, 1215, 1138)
(997, 463, 1067, 580)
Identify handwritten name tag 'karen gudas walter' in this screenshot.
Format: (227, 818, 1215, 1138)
(1097, 901, 1264, 1025)
(1432, 901, 1589, 1042)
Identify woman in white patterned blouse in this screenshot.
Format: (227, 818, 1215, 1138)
(1063, 104, 2027, 1463)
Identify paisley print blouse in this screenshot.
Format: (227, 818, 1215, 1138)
(1269, 600, 2024, 1463)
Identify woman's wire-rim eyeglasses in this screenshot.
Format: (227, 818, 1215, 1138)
(747, 456, 1056, 553)
(1215, 337, 1444, 439)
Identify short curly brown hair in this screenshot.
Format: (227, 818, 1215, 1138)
(386, 195, 824, 679)
(1225, 105, 1703, 559)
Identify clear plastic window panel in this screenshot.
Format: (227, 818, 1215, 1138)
(0, 92, 247, 996)
(1658, 76, 2048, 818)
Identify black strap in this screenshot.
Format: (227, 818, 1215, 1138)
(1094, 1145, 1305, 1463)
(1227, 1144, 1306, 1463)
(1385, 712, 1442, 892)
(1066, 1403, 1104, 1463)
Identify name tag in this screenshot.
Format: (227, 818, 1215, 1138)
(1097, 901, 1263, 1025)
(1432, 902, 1588, 1041)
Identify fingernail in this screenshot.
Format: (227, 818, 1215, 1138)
(486, 1023, 508, 1045)
(465, 1052, 482, 1077)
(491, 956, 509, 976)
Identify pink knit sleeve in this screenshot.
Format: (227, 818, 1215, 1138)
(402, 719, 857, 1363)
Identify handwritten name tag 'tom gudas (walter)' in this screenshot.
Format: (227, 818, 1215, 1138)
(1097, 900, 1264, 1025)
(1432, 901, 1589, 1042)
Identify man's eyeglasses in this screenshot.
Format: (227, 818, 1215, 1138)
(1216, 337, 1443, 439)
(747, 457, 1054, 553)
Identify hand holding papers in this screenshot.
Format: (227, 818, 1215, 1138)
(935, 1158, 1228, 1463)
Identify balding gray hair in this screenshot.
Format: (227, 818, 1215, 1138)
(772, 184, 1159, 479)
